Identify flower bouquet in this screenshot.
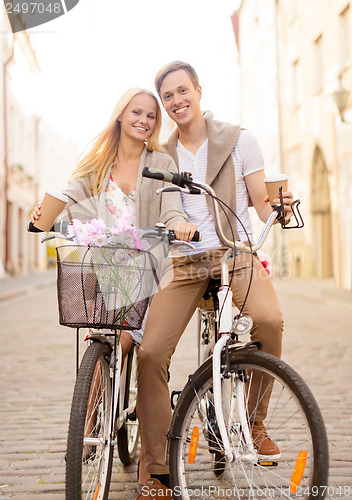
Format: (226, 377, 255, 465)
(56, 211, 157, 330)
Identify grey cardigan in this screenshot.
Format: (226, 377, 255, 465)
(60, 147, 187, 230)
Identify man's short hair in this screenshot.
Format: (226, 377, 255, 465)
(155, 61, 199, 97)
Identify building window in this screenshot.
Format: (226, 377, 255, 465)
(339, 5, 350, 72)
(313, 35, 323, 94)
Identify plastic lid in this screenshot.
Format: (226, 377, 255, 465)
(264, 174, 288, 182)
(45, 190, 68, 203)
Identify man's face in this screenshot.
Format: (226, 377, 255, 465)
(159, 69, 202, 126)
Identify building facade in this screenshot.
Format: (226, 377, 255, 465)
(235, 0, 352, 290)
(0, 10, 77, 278)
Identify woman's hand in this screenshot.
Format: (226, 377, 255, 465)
(30, 201, 42, 223)
(174, 222, 198, 242)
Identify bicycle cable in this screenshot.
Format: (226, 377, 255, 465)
(206, 192, 254, 319)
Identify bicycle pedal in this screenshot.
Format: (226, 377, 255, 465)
(257, 460, 278, 467)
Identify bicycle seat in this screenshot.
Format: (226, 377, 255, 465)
(198, 279, 221, 310)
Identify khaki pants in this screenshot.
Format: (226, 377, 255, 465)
(137, 248, 283, 474)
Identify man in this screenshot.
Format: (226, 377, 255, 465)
(136, 61, 293, 498)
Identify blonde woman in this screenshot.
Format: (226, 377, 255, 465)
(31, 87, 197, 489)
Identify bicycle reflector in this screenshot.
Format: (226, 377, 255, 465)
(93, 483, 101, 500)
(188, 426, 200, 464)
(290, 450, 308, 493)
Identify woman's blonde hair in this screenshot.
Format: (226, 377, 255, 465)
(71, 88, 162, 195)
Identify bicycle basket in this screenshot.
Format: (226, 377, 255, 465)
(56, 244, 158, 329)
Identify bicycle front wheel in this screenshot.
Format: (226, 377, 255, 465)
(169, 349, 329, 499)
(66, 341, 114, 500)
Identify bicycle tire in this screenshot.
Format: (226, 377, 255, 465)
(117, 343, 140, 465)
(66, 341, 114, 500)
(169, 348, 329, 499)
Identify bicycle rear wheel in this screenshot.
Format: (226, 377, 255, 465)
(169, 349, 329, 499)
(66, 341, 113, 500)
(117, 343, 139, 465)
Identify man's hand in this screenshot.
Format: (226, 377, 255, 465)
(174, 222, 198, 242)
(265, 191, 294, 222)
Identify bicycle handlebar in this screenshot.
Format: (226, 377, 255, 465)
(27, 220, 201, 243)
(142, 166, 303, 254)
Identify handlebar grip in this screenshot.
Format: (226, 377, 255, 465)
(168, 230, 201, 242)
(142, 166, 173, 183)
(27, 221, 43, 233)
(27, 220, 70, 235)
(143, 166, 193, 188)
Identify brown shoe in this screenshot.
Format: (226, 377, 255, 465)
(136, 478, 172, 499)
(251, 421, 281, 459)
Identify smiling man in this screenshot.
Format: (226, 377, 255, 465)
(135, 61, 294, 499)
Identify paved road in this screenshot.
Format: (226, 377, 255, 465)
(0, 274, 351, 498)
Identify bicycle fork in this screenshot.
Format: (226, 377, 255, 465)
(212, 335, 257, 463)
(213, 252, 257, 463)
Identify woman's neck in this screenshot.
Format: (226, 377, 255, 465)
(117, 137, 145, 164)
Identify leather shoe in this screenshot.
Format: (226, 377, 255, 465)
(135, 478, 172, 499)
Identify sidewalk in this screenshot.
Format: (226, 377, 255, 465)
(0, 271, 351, 498)
(273, 277, 352, 311)
(0, 269, 57, 301)
(1, 268, 350, 308)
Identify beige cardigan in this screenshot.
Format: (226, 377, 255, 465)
(60, 147, 187, 230)
(162, 111, 242, 241)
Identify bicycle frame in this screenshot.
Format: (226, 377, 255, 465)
(157, 176, 301, 466)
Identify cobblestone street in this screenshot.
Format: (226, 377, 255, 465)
(0, 272, 351, 498)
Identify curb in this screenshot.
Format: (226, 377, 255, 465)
(0, 273, 57, 302)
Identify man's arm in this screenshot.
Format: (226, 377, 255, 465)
(245, 170, 294, 223)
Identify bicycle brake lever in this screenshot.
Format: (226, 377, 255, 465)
(273, 187, 304, 229)
(172, 240, 196, 250)
(41, 234, 72, 243)
(156, 186, 202, 195)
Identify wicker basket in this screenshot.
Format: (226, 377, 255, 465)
(56, 244, 158, 330)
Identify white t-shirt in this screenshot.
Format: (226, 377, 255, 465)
(176, 129, 264, 252)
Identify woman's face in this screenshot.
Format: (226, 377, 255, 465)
(119, 93, 158, 143)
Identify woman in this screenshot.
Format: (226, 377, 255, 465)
(31, 87, 197, 490)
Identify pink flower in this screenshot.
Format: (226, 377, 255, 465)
(86, 219, 106, 234)
(257, 251, 272, 276)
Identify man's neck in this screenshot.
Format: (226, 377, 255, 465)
(177, 114, 208, 155)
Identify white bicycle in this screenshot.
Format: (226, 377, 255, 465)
(142, 167, 329, 500)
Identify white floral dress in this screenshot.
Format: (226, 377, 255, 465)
(105, 175, 145, 344)
(105, 174, 137, 225)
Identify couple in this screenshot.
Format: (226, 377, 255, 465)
(32, 60, 294, 499)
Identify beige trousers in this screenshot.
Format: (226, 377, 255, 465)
(137, 248, 283, 474)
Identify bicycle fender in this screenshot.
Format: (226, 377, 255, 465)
(86, 333, 114, 349)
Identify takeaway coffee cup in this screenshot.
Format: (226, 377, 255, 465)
(33, 190, 68, 232)
(264, 174, 288, 205)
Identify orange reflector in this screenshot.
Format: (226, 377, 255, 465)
(93, 483, 101, 500)
(188, 426, 200, 464)
(290, 450, 308, 493)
